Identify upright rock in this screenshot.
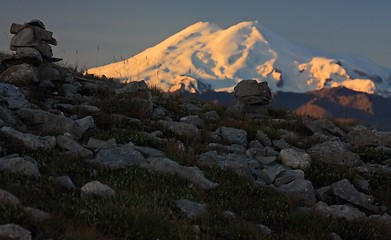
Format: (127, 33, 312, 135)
(227, 80, 272, 117)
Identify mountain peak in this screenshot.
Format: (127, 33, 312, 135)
(87, 21, 391, 97)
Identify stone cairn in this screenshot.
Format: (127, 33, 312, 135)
(227, 79, 272, 118)
(0, 19, 62, 85)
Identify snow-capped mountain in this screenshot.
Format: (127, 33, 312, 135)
(87, 21, 391, 96)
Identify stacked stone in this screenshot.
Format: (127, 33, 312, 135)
(5, 19, 60, 66)
(0, 19, 62, 86)
(227, 80, 272, 118)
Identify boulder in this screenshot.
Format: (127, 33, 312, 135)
(331, 179, 379, 213)
(0, 83, 30, 109)
(278, 179, 316, 207)
(3, 47, 42, 66)
(304, 119, 345, 137)
(216, 127, 248, 147)
(87, 137, 117, 149)
(146, 157, 218, 190)
(56, 135, 93, 158)
(312, 201, 367, 222)
(234, 80, 272, 105)
(159, 120, 201, 140)
(308, 141, 361, 167)
(1, 126, 56, 150)
(0, 155, 40, 176)
(175, 199, 207, 219)
(0, 63, 39, 85)
(346, 128, 391, 147)
(87, 147, 147, 168)
(80, 181, 115, 198)
(368, 213, 391, 234)
(0, 189, 21, 205)
(180, 115, 205, 128)
(0, 224, 31, 240)
(16, 108, 88, 139)
(274, 169, 305, 187)
(256, 130, 272, 146)
(54, 175, 76, 190)
(279, 148, 311, 170)
(202, 110, 220, 123)
(24, 207, 50, 222)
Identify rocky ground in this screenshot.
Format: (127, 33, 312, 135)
(0, 20, 391, 240)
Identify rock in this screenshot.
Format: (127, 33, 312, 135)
(0, 106, 23, 128)
(278, 179, 316, 207)
(316, 186, 333, 204)
(256, 224, 272, 235)
(87, 137, 117, 149)
(234, 80, 272, 105)
(346, 128, 391, 147)
(0, 155, 40, 176)
(16, 108, 87, 139)
(0, 83, 30, 109)
(80, 181, 115, 198)
(259, 163, 287, 184)
(304, 119, 345, 137)
(180, 115, 204, 128)
(37, 64, 60, 81)
(75, 104, 101, 114)
(3, 47, 43, 66)
(56, 135, 93, 158)
(329, 232, 343, 240)
(368, 213, 391, 234)
(222, 210, 236, 219)
(308, 141, 361, 167)
(215, 127, 248, 147)
(87, 147, 147, 168)
(10, 27, 36, 49)
(0, 224, 31, 240)
(28, 19, 46, 29)
(202, 110, 220, 123)
(272, 139, 292, 150)
(175, 199, 207, 219)
(1, 126, 56, 150)
(312, 201, 367, 222)
(24, 207, 50, 221)
(159, 120, 201, 140)
(207, 143, 246, 154)
(331, 179, 379, 213)
(146, 157, 218, 190)
(0, 189, 21, 205)
(54, 175, 76, 190)
(134, 146, 165, 158)
(274, 169, 305, 187)
(0, 63, 39, 85)
(279, 148, 311, 170)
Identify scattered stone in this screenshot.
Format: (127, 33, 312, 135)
(3, 47, 43, 66)
(134, 146, 165, 158)
(80, 180, 115, 198)
(331, 179, 379, 213)
(346, 128, 391, 147)
(0, 155, 40, 176)
(259, 163, 287, 184)
(329, 232, 343, 240)
(202, 110, 220, 123)
(0, 83, 30, 109)
(279, 148, 311, 170)
(74, 116, 95, 133)
(274, 169, 305, 187)
(175, 199, 207, 219)
(146, 157, 218, 190)
(222, 210, 236, 219)
(308, 141, 361, 167)
(256, 224, 272, 236)
(0, 63, 39, 85)
(180, 115, 204, 128)
(368, 213, 391, 234)
(24, 207, 50, 222)
(0, 189, 21, 205)
(278, 179, 316, 207)
(54, 175, 76, 190)
(304, 119, 345, 137)
(0, 224, 31, 240)
(87, 137, 117, 149)
(56, 135, 93, 158)
(1, 126, 56, 150)
(87, 147, 147, 168)
(159, 120, 201, 140)
(215, 127, 248, 147)
(312, 201, 367, 222)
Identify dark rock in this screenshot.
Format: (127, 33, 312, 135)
(80, 181, 115, 198)
(175, 199, 207, 219)
(87, 147, 147, 168)
(331, 179, 379, 213)
(0, 224, 31, 240)
(312, 201, 366, 222)
(56, 135, 93, 158)
(308, 141, 361, 167)
(159, 120, 201, 140)
(234, 80, 272, 105)
(1, 126, 56, 150)
(0, 63, 39, 85)
(0, 189, 21, 205)
(279, 148, 311, 170)
(278, 179, 316, 207)
(3, 47, 42, 66)
(0, 155, 40, 176)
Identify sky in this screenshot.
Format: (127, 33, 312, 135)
(0, 0, 390, 69)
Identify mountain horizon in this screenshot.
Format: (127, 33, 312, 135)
(86, 20, 391, 97)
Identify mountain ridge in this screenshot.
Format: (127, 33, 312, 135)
(87, 21, 391, 97)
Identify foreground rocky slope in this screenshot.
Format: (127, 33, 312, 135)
(1, 20, 391, 239)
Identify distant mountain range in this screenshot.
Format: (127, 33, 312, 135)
(87, 21, 391, 97)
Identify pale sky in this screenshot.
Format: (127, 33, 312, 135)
(0, 0, 390, 69)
